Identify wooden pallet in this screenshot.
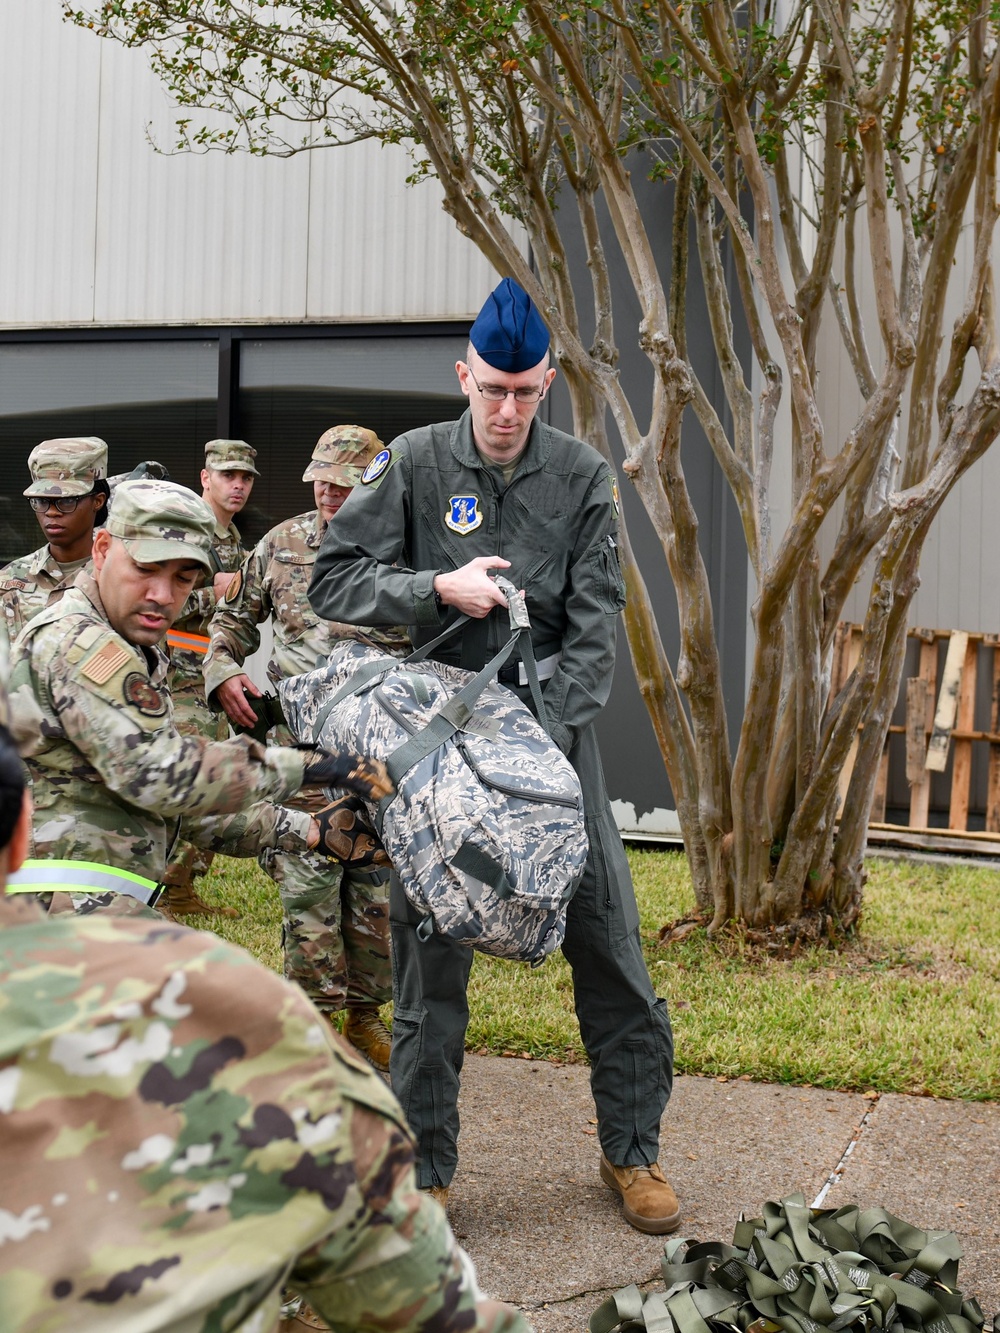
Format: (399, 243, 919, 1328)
(831, 624, 1000, 847)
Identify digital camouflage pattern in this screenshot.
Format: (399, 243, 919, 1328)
(1, 436, 108, 652)
(0, 547, 90, 652)
(7, 569, 310, 906)
(203, 507, 407, 1007)
(261, 849, 392, 1010)
(203, 437, 260, 474)
(204, 509, 408, 698)
(302, 425, 384, 485)
(280, 641, 587, 962)
(104, 479, 217, 571)
(0, 901, 530, 1333)
(22, 436, 108, 498)
(171, 520, 244, 659)
(165, 519, 245, 891)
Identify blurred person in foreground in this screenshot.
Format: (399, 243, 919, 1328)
(0, 705, 529, 1333)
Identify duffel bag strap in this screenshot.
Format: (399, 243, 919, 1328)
(493, 576, 550, 734)
(310, 617, 477, 735)
(405, 578, 550, 734)
(382, 628, 527, 796)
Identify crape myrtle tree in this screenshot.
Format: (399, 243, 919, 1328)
(65, 0, 1000, 934)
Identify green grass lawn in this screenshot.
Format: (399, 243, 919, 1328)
(183, 850, 1000, 1101)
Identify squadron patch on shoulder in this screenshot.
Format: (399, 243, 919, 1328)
(444, 495, 483, 535)
(80, 639, 132, 685)
(122, 672, 169, 718)
(361, 449, 392, 486)
(610, 475, 621, 517)
(223, 568, 243, 604)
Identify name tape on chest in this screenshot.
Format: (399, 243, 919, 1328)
(0, 578, 30, 592)
(81, 639, 133, 685)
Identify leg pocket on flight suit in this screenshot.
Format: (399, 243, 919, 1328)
(588, 812, 640, 947)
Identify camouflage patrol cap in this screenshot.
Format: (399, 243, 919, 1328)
(105, 480, 216, 571)
(24, 437, 109, 498)
(302, 425, 385, 486)
(204, 438, 260, 476)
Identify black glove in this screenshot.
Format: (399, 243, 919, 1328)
(234, 691, 286, 744)
(314, 796, 391, 868)
(301, 748, 394, 802)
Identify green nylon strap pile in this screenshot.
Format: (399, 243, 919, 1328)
(590, 1194, 995, 1333)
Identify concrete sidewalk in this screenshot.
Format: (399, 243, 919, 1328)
(446, 1056, 1000, 1331)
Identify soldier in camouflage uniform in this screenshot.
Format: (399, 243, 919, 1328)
(0, 719, 528, 1333)
(161, 439, 258, 917)
(6, 478, 390, 919)
(204, 427, 410, 1075)
(0, 437, 109, 654)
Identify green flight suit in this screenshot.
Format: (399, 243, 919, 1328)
(309, 411, 673, 1185)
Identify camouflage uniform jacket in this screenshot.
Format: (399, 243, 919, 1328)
(0, 545, 90, 653)
(309, 412, 626, 757)
(203, 509, 408, 699)
(169, 519, 244, 685)
(0, 898, 530, 1333)
(7, 569, 308, 874)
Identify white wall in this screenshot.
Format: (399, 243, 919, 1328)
(0, 0, 510, 326)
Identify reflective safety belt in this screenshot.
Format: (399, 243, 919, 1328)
(166, 629, 211, 654)
(5, 859, 162, 905)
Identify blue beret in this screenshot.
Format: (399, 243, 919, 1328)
(469, 278, 550, 373)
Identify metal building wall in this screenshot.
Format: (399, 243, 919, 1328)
(0, 0, 505, 326)
(813, 222, 1000, 636)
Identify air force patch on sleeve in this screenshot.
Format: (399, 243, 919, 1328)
(122, 672, 169, 718)
(445, 495, 484, 535)
(361, 449, 393, 486)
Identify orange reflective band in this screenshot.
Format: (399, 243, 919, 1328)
(167, 630, 211, 654)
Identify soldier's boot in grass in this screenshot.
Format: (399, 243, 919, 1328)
(342, 1004, 392, 1072)
(599, 1154, 681, 1235)
(158, 879, 240, 919)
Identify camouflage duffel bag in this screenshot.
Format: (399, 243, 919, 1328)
(279, 589, 587, 963)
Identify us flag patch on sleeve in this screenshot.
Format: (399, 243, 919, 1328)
(80, 639, 132, 685)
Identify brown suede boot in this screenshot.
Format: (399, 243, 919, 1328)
(419, 1184, 450, 1210)
(599, 1154, 681, 1234)
(158, 882, 240, 919)
(342, 1006, 392, 1073)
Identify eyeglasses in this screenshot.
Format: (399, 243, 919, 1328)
(467, 368, 547, 404)
(29, 495, 91, 513)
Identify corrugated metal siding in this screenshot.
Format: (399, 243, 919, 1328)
(1, 0, 511, 326)
(0, 2, 101, 323)
(306, 138, 505, 320)
(93, 42, 314, 322)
